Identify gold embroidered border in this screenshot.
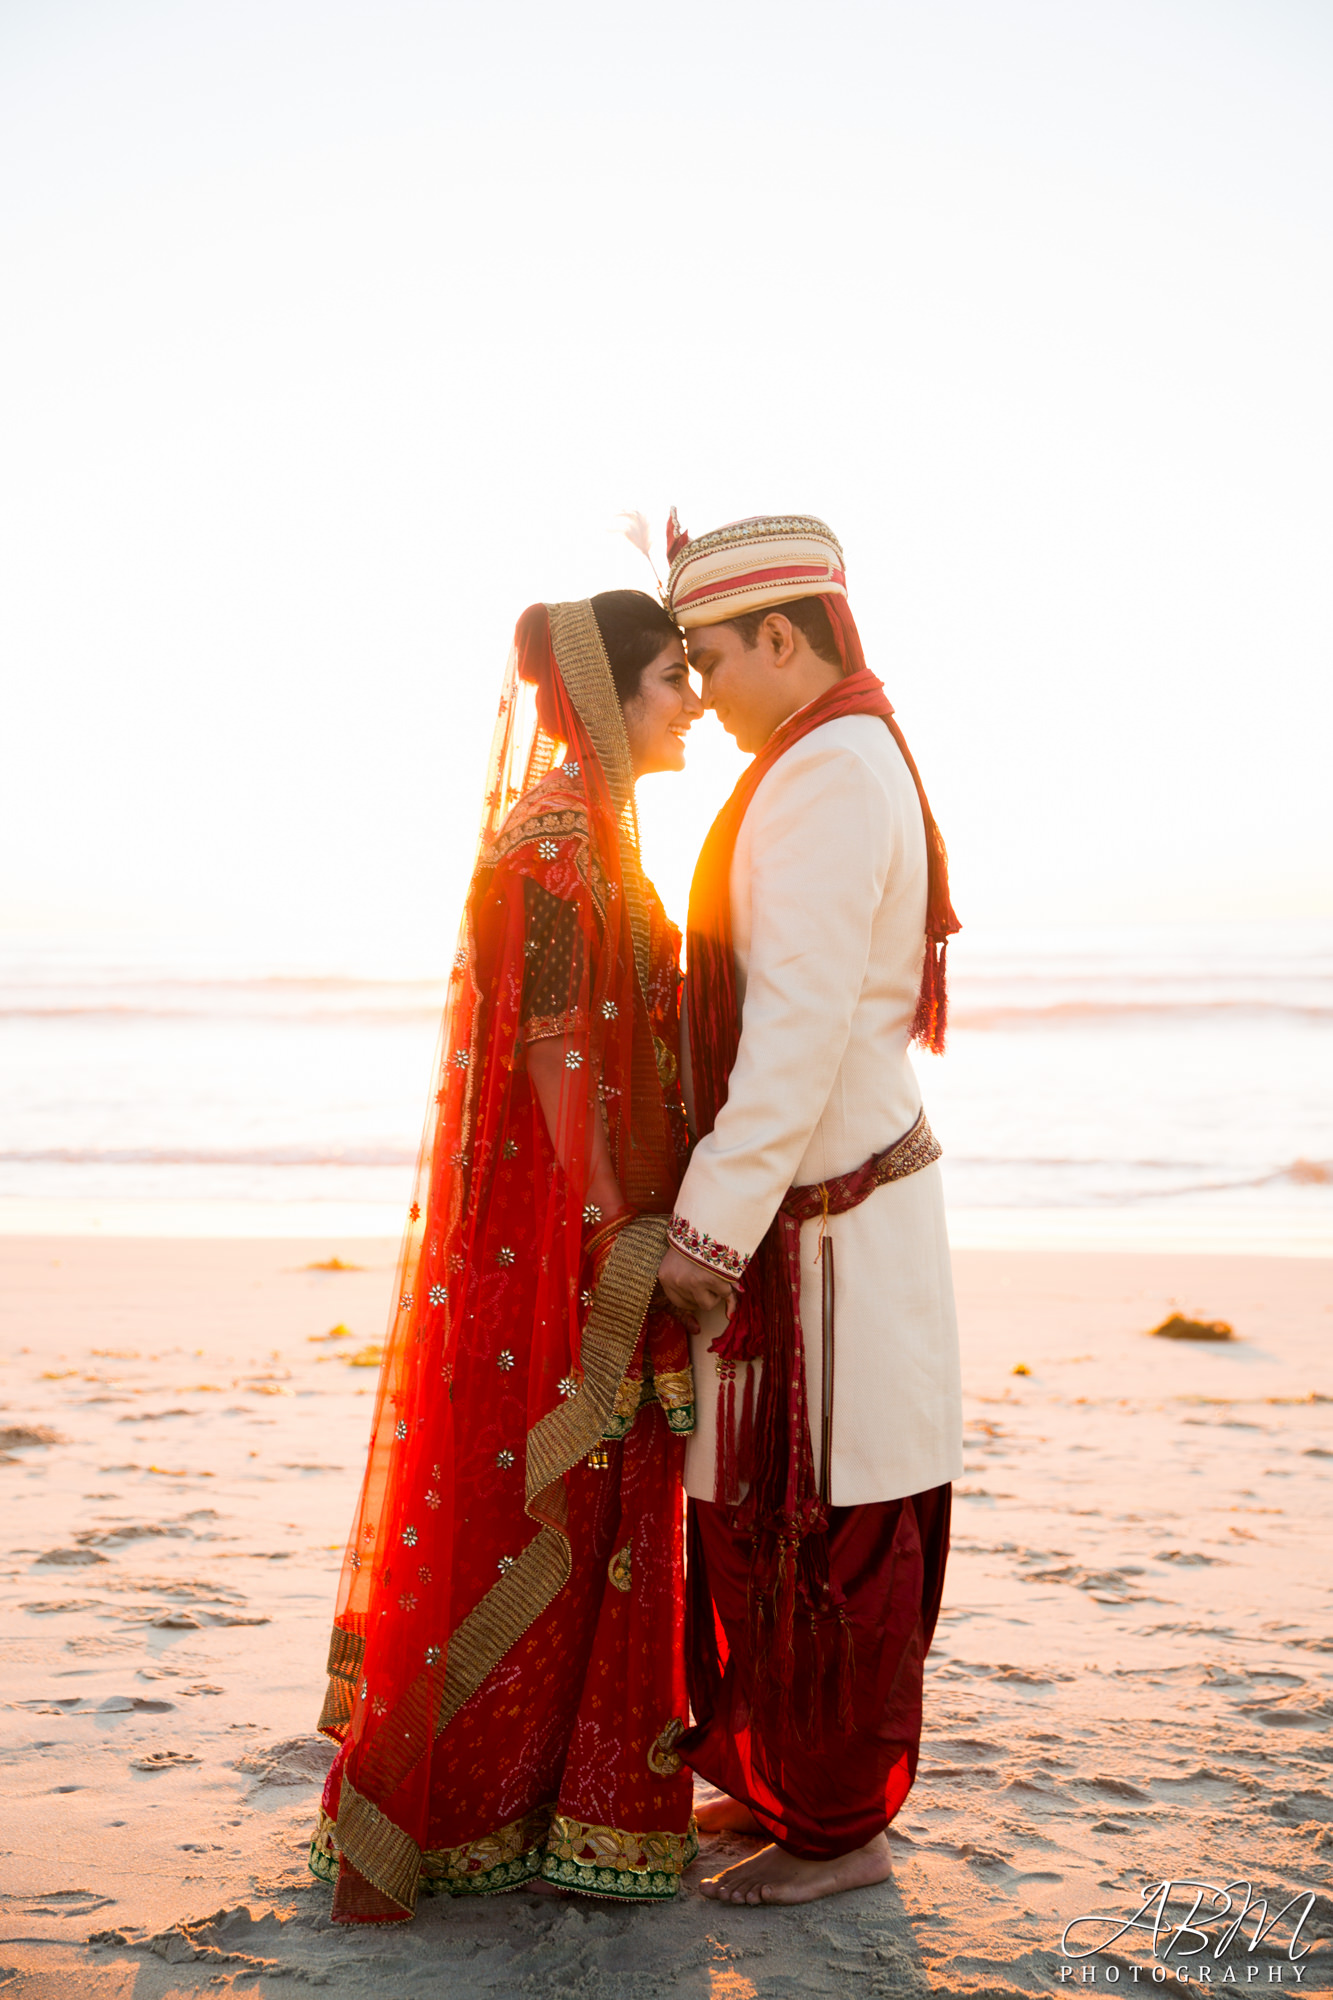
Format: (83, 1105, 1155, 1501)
(318, 1624, 366, 1740)
(423, 1804, 554, 1886)
(546, 601, 651, 995)
(652, 1366, 695, 1422)
(603, 1360, 696, 1442)
(544, 1811, 695, 1876)
(483, 803, 590, 869)
(546, 603, 633, 816)
(309, 1804, 338, 1884)
(337, 1775, 422, 1917)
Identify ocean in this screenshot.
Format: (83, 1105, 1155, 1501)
(1, 919, 1329, 1252)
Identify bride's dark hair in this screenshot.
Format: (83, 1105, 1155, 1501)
(515, 591, 679, 740)
(590, 590, 681, 706)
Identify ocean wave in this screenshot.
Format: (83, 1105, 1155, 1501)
(0, 1005, 443, 1024)
(947, 999, 1333, 1029)
(0, 1145, 419, 1168)
(2, 996, 1331, 1029)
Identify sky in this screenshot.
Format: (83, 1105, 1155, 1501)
(2, 0, 1330, 964)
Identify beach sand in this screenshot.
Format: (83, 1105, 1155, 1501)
(1, 1236, 1329, 1997)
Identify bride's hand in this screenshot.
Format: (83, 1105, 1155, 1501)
(657, 1244, 736, 1320)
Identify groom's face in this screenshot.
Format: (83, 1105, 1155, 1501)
(684, 620, 790, 755)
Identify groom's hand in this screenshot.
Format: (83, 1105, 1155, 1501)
(658, 1244, 736, 1320)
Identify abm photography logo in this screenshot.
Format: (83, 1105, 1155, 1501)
(1059, 1878, 1324, 1986)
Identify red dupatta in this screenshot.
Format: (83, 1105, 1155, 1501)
(318, 601, 682, 1919)
(683, 596, 958, 1704)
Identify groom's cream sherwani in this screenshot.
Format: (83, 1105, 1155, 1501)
(674, 711, 963, 1508)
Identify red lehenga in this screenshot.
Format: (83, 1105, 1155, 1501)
(310, 601, 696, 1921)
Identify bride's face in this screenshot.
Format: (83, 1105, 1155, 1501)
(622, 637, 704, 777)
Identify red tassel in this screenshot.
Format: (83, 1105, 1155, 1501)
(912, 937, 950, 1055)
(737, 1362, 756, 1490)
(837, 1608, 856, 1733)
(806, 1613, 823, 1747)
(715, 1362, 736, 1506)
(770, 1540, 796, 1733)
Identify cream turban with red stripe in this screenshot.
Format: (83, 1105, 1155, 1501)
(665, 514, 846, 629)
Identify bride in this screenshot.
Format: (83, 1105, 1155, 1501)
(311, 591, 704, 1921)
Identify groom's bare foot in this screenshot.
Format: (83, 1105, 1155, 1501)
(699, 1831, 893, 1905)
(694, 1792, 764, 1836)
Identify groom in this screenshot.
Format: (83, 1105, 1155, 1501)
(656, 513, 963, 1906)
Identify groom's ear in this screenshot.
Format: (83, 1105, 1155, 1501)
(757, 613, 797, 669)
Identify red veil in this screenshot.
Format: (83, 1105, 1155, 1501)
(315, 602, 691, 1919)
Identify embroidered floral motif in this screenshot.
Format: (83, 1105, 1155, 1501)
(394, 1419, 407, 1440)
(540, 1814, 697, 1900)
(449, 1252, 464, 1273)
(496, 1246, 515, 1267)
(399, 1292, 414, 1311)
(601, 999, 618, 1019)
(497, 1554, 515, 1574)
(579, 1288, 593, 1310)
(557, 1376, 578, 1399)
(582, 1202, 601, 1224)
(425, 1644, 441, 1666)
(452, 1048, 469, 1069)
(409, 1201, 421, 1222)
(564, 1049, 584, 1070)
(417, 1564, 432, 1582)
(537, 838, 559, 860)
(402, 1526, 419, 1548)
(350, 1551, 361, 1570)
(667, 1213, 749, 1279)
(502, 1138, 518, 1159)
(399, 1592, 417, 1611)
(424, 1488, 440, 1509)
(608, 1544, 632, 1593)
(496, 1448, 515, 1470)
(429, 1283, 447, 1306)
(563, 762, 580, 777)
(600, 1351, 695, 1441)
(497, 1349, 515, 1370)
(484, 803, 587, 872)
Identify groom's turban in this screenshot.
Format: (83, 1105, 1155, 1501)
(665, 514, 846, 629)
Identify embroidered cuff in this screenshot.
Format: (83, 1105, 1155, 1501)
(667, 1213, 749, 1280)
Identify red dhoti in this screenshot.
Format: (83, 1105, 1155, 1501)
(680, 1483, 951, 1859)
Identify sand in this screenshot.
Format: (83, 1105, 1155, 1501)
(0, 1235, 1330, 1998)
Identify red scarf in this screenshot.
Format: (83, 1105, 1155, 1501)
(683, 599, 958, 1703)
